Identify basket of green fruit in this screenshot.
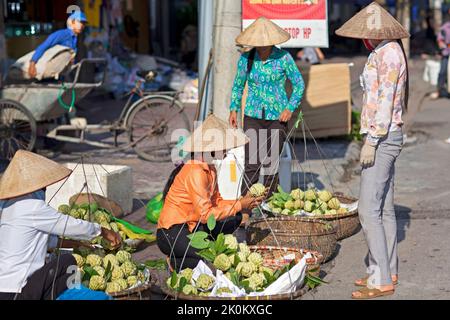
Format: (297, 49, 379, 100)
(262, 186, 360, 241)
(161, 231, 325, 300)
(58, 201, 155, 251)
(72, 248, 151, 300)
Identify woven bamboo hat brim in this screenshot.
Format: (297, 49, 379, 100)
(336, 2, 410, 40)
(183, 115, 249, 153)
(0, 150, 72, 200)
(236, 17, 291, 47)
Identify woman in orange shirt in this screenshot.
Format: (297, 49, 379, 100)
(157, 115, 265, 272)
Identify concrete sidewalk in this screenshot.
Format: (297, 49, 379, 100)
(22, 56, 448, 300)
(301, 95, 450, 300)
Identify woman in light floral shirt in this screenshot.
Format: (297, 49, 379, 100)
(336, 2, 410, 299)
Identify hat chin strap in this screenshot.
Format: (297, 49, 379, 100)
(363, 39, 375, 51)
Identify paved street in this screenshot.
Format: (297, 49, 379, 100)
(2, 56, 448, 300)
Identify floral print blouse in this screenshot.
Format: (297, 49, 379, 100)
(360, 40, 407, 146)
(230, 47, 305, 121)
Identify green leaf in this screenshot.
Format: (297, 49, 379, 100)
(223, 248, 238, 256)
(170, 271, 178, 289)
(187, 231, 209, 242)
(197, 250, 216, 262)
(214, 234, 226, 254)
(104, 261, 112, 282)
(207, 215, 217, 232)
(178, 277, 188, 293)
(83, 266, 96, 276)
(191, 238, 210, 250)
(187, 231, 210, 250)
(241, 279, 251, 293)
(145, 259, 168, 271)
(228, 270, 240, 287)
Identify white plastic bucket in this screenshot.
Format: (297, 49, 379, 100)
(423, 59, 441, 86)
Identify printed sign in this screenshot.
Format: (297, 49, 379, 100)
(243, 0, 329, 48)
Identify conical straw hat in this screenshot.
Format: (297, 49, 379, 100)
(336, 2, 410, 40)
(236, 17, 291, 47)
(183, 114, 249, 153)
(0, 150, 72, 200)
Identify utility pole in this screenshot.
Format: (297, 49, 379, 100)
(212, 0, 242, 122)
(0, 0, 6, 87)
(396, 0, 411, 57)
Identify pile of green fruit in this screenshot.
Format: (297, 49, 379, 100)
(58, 203, 155, 248)
(59, 203, 127, 245)
(167, 235, 292, 296)
(267, 186, 349, 216)
(72, 248, 148, 294)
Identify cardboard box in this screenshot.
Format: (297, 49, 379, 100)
(290, 63, 352, 139)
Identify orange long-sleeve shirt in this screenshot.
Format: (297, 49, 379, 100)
(157, 160, 242, 232)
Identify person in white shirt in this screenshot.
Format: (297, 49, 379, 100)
(0, 151, 121, 300)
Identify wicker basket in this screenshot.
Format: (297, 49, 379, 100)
(161, 246, 321, 301)
(109, 282, 152, 300)
(246, 218, 338, 263)
(303, 194, 361, 241)
(248, 246, 322, 276)
(162, 285, 309, 301)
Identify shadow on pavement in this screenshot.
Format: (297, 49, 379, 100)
(292, 172, 325, 190)
(362, 204, 412, 270)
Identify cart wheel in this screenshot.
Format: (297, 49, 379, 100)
(0, 100, 37, 160)
(126, 97, 191, 162)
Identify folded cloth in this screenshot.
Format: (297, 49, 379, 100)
(57, 285, 112, 301)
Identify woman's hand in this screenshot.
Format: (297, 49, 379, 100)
(360, 142, 376, 167)
(279, 110, 293, 123)
(240, 192, 266, 210)
(28, 62, 37, 78)
(101, 228, 122, 249)
(229, 111, 238, 129)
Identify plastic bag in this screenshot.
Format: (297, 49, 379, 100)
(146, 193, 164, 224)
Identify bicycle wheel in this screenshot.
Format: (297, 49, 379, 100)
(126, 97, 191, 162)
(0, 99, 37, 160)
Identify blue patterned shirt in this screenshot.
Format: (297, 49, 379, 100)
(230, 47, 305, 120)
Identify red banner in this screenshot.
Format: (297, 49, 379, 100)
(242, 0, 329, 48)
(243, 0, 327, 20)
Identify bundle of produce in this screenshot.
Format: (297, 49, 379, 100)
(166, 236, 295, 296)
(165, 216, 324, 297)
(58, 202, 155, 250)
(72, 248, 149, 295)
(265, 186, 350, 217)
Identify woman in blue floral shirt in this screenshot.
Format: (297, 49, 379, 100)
(229, 17, 305, 219)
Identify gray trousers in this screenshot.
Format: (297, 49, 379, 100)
(358, 130, 403, 286)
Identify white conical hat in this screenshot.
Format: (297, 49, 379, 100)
(0, 150, 72, 200)
(236, 17, 291, 47)
(336, 2, 410, 40)
(183, 115, 249, 153)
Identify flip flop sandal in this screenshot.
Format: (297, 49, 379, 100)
(355, 276, 398, 287)
(352, 287, 395, 300)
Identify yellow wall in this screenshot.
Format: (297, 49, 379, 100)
(6, 35, 47, 59)
(121, 0, 150, 54)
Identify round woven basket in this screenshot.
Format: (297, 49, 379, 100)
(303, 194, 361, 241)
(109, 282, 152, 300)
(162, 285, 309, 301)
(161, 246, 322, 301)
(246, 218, 338, 263)
(248, 246, 322, 276)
